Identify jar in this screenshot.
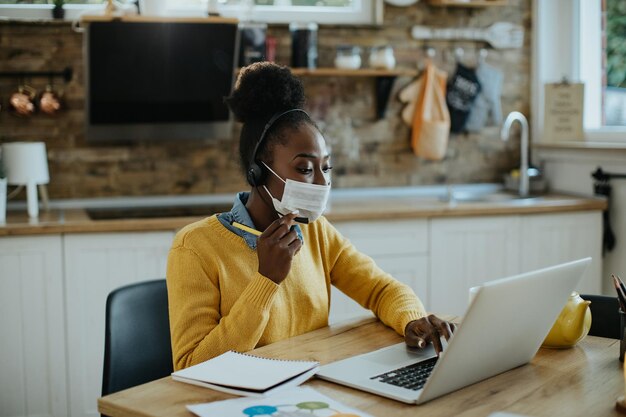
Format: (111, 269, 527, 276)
(334, 45, 362, 70)
(369, 45, 396, 70)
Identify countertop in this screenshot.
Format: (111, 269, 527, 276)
(0, 185, 607, 237)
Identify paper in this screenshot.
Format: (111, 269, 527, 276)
(171, 351, 319, 397)
(187, 386, 374, 417)
(543, 82, 585, 142)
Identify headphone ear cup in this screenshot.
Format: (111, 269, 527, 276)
(246, 163, 264, 187)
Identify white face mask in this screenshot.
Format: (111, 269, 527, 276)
(262, 162, 331, 223)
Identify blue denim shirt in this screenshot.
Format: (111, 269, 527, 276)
(217, 192, 303, 250)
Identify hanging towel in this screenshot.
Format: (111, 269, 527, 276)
(408, 62, 451, 160)
(465, 62, 504, 132)
(446, 63, 481, 133)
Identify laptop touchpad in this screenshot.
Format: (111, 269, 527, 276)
(365, 343, 435, 366)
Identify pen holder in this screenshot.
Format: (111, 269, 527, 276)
(619, 309, 626, 362)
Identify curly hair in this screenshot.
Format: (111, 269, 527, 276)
(224, 62, 316, 183)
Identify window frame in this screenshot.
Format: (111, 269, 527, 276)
(0, 0, 383, 25)
(532, 0, 626, 144)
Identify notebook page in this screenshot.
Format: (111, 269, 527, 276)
(172, 351, 319, 391)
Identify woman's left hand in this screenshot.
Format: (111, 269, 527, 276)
(404, 315, 456, 356)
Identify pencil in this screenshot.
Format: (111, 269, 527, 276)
(231, 221, 262, 237)
(612, 274, 626, 312)
(616, 274, 626, 297)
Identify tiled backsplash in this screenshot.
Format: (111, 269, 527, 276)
(0, 0, 530, 199)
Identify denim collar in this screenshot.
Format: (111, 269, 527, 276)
(217, 192, 303, 250)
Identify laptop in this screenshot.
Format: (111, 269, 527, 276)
(317, 258, 591, 404)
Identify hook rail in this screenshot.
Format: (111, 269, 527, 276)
(0, 67, 73, 83)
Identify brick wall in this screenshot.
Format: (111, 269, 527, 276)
(0, 0, 530, 198)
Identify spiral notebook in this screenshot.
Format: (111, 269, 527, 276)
(171, 351, 319, 397)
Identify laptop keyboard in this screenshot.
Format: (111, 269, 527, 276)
(370, 356, 439, 391)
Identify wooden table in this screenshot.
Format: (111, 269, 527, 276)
(98, 317, 625, 417)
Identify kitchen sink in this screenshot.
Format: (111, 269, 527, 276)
(86, 204, 232, 220)
(446, 191, 543, 203)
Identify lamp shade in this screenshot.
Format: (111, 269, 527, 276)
(2, 142, 50, 185)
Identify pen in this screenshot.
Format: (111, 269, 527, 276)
(231, 221, 262, 237)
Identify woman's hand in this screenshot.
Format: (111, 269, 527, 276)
(257, 212, 302, 284)
(404, 315, 456, 356)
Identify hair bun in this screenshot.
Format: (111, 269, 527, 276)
(225, 62, 305, 123)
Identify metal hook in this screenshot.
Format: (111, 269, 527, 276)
(454, 47, 464, 61)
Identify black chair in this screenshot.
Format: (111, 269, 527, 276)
(102, 279, 173, 396)
(580, 294, 621, 339)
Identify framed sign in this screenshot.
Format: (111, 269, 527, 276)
(543, 81, 585, 142)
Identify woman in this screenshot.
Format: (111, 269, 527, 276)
(167, 62, 454, 371)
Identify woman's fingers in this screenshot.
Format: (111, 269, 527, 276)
(256, 212, 302, 284)
(429, 314, 455, 341)
(405, 315, 457, 355)
(262, 211, 299, 238)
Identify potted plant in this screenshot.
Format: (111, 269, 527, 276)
(52, 0, 65, 19)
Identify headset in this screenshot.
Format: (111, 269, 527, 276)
(246, 108, 310, 187)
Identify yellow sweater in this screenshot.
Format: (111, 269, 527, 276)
(167, 215, 426, 370)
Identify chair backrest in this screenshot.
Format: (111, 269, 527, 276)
(580, 294, 621, 339)
(102, 279, 173, 396)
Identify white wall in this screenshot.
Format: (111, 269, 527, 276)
(536, 147, 626, 294)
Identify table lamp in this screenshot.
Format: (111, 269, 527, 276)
(2, 142, 50, 218)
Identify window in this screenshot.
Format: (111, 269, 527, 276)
(605, 0, 626, 126)
(168, 0, 380, 25)
(0, 0, 381, 24)
(533, 0, 626, 143)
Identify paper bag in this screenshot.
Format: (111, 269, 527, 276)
(411, 63, 450, 160)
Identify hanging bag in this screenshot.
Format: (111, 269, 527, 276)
(411, 63, 451, 160)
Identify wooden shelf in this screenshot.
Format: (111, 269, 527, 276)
(288, 68, 416, 119)
(427, 0, 508, 7)
(235, 67, 416, 119)
(290, 68, 417, 77)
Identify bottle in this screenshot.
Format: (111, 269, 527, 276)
(290, 22, 318, 69)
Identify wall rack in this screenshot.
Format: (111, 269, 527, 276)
(411, 22, 524, 49)
(292, 67, 417, 119)
(290, 68, 416, 77)
(0, 67, 73, 83)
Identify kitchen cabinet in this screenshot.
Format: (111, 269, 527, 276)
(329, 219, 429, 324)
(63, 231, 174, 417)
(429, 211, 602, 317)
(520, 212, 602, 295)
(0, 235, 67, 417)
(430, 216, 522, 316)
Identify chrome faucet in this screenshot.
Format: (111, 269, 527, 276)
(501, 111, 530, 197)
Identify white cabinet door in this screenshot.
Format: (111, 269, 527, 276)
(0, 235, 67, 417)
(63, 231, 174, 417)
(329, 220, 429, 324)
(430, 216, 522, 316)
(520, 211, 603, 295)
